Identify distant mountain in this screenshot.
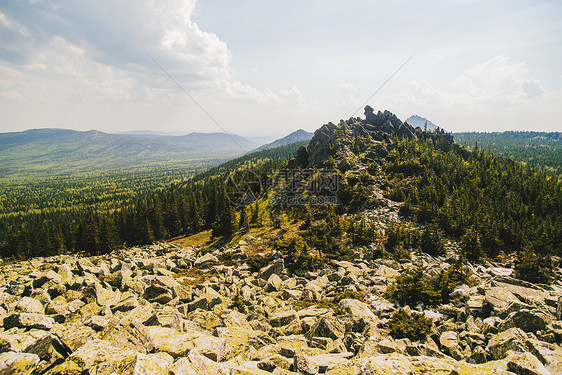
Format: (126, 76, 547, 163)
(405, 115, 440, 131)
(114, 130, 186, 136)
(0, 128, 255, 177)
(254, 129, 314, 152)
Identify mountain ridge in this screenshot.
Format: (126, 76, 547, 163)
(253, 129, 314, 152)
(0, 128, 256, 177)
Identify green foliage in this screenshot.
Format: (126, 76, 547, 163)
(229, 292, 247, 313)
(434, 256, 475, 303)
(331, 290, 365, 305)
(386, 137, 561, 257)
(420, 224, 446, 256)
(514, 248, 555, 284)
(454, 131, 562, 174)
(460, 228, 483, 261)
(0, 141, 304, 259)
(346, 217, 379, 246)
(388, 308, 433, 342)
(246, 253, 275, 271)
(385, 266, 441, 307)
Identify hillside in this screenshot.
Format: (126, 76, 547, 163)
(0, 108, 561, 374)
(454, 131, 562, 174)
(253, 129, 313, 152)
(0, 128, 255, 178)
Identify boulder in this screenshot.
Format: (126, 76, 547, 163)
(147, 325, 229, 361)
(526, 338, 562, 372)
(33, 270, 63, 288)
(505, 351, 550, 375)
(13, 297, 44, 314)
(101, 317, 154, 354)
(487, 327, 529, 360)
(3, 313, 54, 330)
(259, 259, 284, 280)
(266, 274, 283, 292)
(305, 316, 346, 341)
(439, 331, 462, 360)
(0, 329, 55, 360)
(51, 322, 98, 353)
(293, 354, 319, 375)
(270, 310, 297, 327)
(337, 299, 376, 321)
(194, 253, 220, 268)
(485, 287, 521, 311)
(0, 352, 40, 375)
(43, 339, 138, 374)
(498, 309, 547, 333)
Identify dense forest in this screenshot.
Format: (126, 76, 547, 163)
(385, 135, 561, 257)
(0, 141, 307, 259)
(454, 131, 561, 174)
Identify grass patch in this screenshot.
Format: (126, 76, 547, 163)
(171, 230, 212, 248)
(292, 290, 366, 312)
(174, 268, 219, 286)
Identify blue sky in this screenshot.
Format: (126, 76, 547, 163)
(0, 0, 561, 136)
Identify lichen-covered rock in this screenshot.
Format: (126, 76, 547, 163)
(3, 313, 54, 330)
(337, 299, 376, 321)
(439, 331, 463, 360)
(51, 322, 97, 354)
(0, 352, 40, 375)
(13, 297, 44, 314)
(293, 354, 319, 375)
(259, 259, 284, 280)
(194, 253, 219, 268)
(487, 327, 529, 360)
(101, 316, 154, 354)
(305, 316, 346, 341)
(497, 309, 547, 333)
(44, 339, 138, 375)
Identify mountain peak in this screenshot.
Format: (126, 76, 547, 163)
(300, 108, 432, 170)
(405, 115, 440, 131)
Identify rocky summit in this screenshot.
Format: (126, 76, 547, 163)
(0, 240, 561, 374)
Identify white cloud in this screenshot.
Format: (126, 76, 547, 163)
(0, 0, 308, 133)
(390, 55, 562, 132)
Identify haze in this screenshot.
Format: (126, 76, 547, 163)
(1, 0, 561, 136)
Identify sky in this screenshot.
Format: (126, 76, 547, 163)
(0, 0, 561, 137)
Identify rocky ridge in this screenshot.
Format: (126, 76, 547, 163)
(1, 241, 561, 374)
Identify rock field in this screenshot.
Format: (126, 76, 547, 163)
(1, 240, 561, 374)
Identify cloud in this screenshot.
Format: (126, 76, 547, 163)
(522, 79, 543, 98)
(392, 55, 561, 131)
(0, 0, 230, 85)
(0, 0, 299, 105)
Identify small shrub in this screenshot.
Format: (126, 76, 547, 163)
(385, 266, 441, 307)
(514, 248, 555, 284)
(434, 256, 475, 303)
(332, 290, 365, 305)
(420, 224, 445, 256)
(460, 228, 483, 262)
(229, 292, 246, 313)
(246, 253, 275, 271)
(388, 308, 433, 342)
